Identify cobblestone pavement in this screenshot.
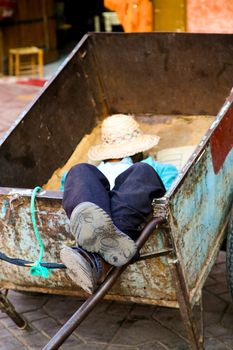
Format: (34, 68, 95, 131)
(0, 251, 232, 350)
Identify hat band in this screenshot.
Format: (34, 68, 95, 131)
(102, 128, 141, 145)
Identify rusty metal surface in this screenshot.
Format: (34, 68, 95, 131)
(167, 91, 233, 304)
(0, 191, 177, 306)
(0, 36, 104, 189)
(168, 259, 204, 350)
(0, 33, 233, 189)
(0, 33, 233, 309)
(42, 217, 168, 350)
(91, 33, 233, 115)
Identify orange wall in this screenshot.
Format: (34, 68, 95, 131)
(187, 0, 233, 33)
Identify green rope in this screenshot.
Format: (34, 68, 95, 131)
(29, 186, 50, 278)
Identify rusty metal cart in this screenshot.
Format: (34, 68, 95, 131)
(0, 33, 232, 350)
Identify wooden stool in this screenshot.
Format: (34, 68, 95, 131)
(8, 46, 43, 78)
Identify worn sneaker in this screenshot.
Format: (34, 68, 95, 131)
(60, 246, 104, 294)
(69, 202, 137, 267)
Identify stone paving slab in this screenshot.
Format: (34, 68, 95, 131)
(0, 252, 232, 350)
(0, 79, 40, 139)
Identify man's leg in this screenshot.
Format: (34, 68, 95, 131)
(111, 162, 166, 240)
(62, 163, 137, 266)
(62, 163, 111, 218)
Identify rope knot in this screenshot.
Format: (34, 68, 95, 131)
(29, 186, 52, 279)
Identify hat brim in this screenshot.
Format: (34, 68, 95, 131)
(88, 134, 160, 161)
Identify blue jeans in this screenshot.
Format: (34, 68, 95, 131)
(62, 162, 165, 240)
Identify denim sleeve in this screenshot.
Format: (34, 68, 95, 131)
(141, 156, 178, 190)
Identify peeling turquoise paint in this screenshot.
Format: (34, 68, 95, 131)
(1, 200, 8, 218)
(170, 145, 233, 296)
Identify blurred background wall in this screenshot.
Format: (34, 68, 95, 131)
(0, 0, 233, 75)
(187, 0, 233, 33)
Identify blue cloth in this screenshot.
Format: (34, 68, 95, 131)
(141, 156, 178, 190)
(61, 171, 68, 191)
(61, 156, 178, 191)
(62, 162, 166, 239)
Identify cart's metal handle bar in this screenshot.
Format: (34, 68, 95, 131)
(43, 216, 166, 350)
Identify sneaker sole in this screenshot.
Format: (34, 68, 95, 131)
(60, 246, 97, 294)
(70, 202, 137, 266)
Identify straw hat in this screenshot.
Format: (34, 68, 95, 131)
(88, 114, 160, 161)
